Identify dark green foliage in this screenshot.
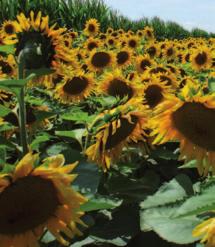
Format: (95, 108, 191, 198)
(0, 0, 214, 39)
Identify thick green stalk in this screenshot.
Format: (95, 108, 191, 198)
(18, 55, 28, 156)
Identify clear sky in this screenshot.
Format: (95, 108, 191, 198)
(103, 0, 215, 33)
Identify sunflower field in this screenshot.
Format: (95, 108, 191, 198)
(0, 2, 215, 247)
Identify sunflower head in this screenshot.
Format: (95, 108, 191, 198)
(116, 49, 132, 68)
(84, 37, 100, 51)
(55, 69, 95, 103)
(84, 18, 100, 36)
(136, 54, 154, 73)
(142, 75, 172, 109)
(98, 69, 140, 100)
(0, 152, 86, 246)
(143, 26, 154, 40)
(126, 36, 139, 49)
(3, 11, 72, 70)
(191, 47, 212, 71)
(150, 92, 215, 176)
(1, 20, 18, 36)
(146, 42, 158, 58)
(87, 49, 116, 72)
(85, 99, 148, 171)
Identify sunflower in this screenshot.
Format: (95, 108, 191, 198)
(106, 27, 114, 34)
(3, 11, 73, 70)
(68, 30, 78, 40)
(126, 36, 139, 49)
(136, 54, 154, 73)
(142, 76, 172, 109)
(85, 99, 148, 171)
(136, 30, 144, 38)
(163, 44, 176, 60)
(116, 49, 132, 68)
(106, 36, 116, 47)
(150, 93, 215, 175)
(55, 70, 95, 103)
(192, 217, 215, 247)
(1, 20, 18, 36)
(191, 47, 212, 71)
(0, 152, 86, 247)
(0, 54, 16, 78)
(143, 26, 154, 40)
(98, 69, 140, 100)
(84, 18, 100, 36)
(84, 37, 101, 52)
(87, 50, 116, 72)
(145, 42, 158, 58)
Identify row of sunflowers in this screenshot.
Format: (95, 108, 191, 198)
(0, 11, 215, 247)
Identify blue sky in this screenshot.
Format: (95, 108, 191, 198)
(103, 0, 215, 32)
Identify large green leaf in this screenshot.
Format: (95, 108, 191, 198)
(140, 206, 201, 244)
(55, 129, 86, 146)
(30, 133, 54, 151)
(141, 174, 193, 209)
(175, 184, 215, 217)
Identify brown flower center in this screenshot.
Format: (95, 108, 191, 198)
(0, 175, 59, 234)
(105, 115, 138, 149)
(128, 39, 137, 48)
(63, 77, 88, 95)
(144, 85, 163, 108)
(0, 61, 13, 74)
(195, 52, 207, 65)
(117, 51, 129, 65)
(91, 52, 111, 68)
(4, 24, 15, 35)
(146, 30, 152, 37)
(88, 42, 97, 51)
(172, 102, 215, 151)
(88, 24, 96, 32)
(107, 79, 133, 99)
(166, 47, 174, 57)
(147, 46, 156, 57)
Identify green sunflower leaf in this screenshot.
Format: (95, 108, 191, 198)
(140, 205, 201, 244)
(140, 174, 193, 209)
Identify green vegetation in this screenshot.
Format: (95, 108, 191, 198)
(0, 0, 214, 40)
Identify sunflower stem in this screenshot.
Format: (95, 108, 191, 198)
(18, 53, 28, 156)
